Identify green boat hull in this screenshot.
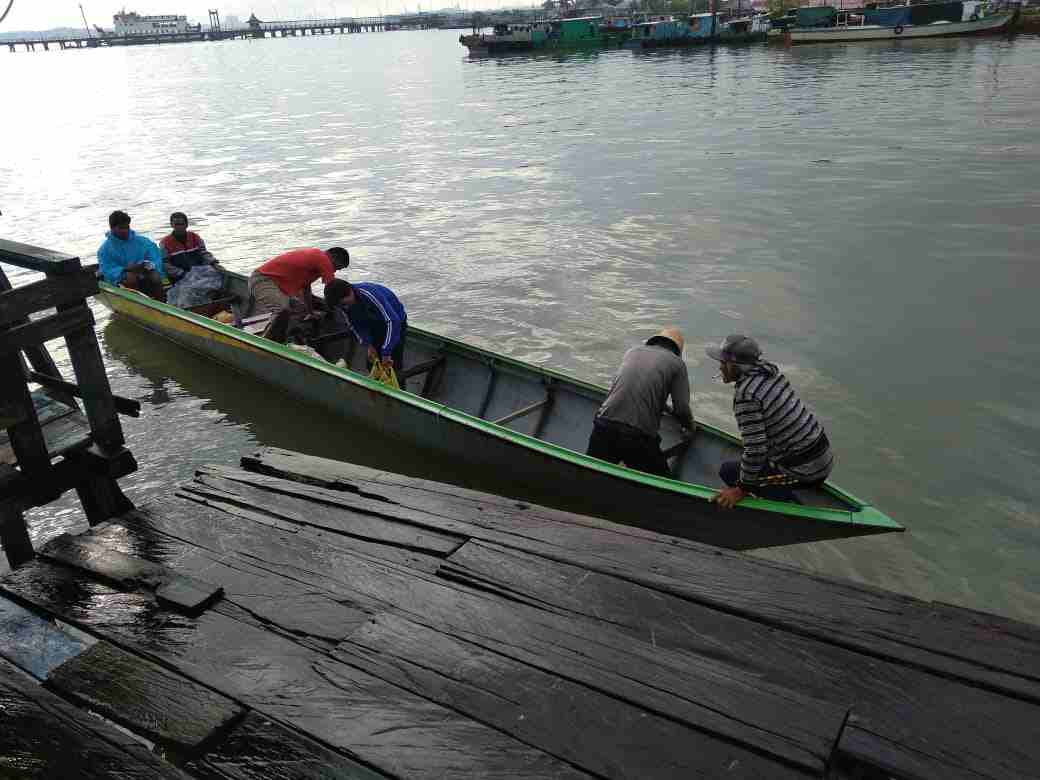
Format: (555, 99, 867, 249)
(98, 275, 902, 549)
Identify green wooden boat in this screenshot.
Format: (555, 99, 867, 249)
(98, 271, 902, 549)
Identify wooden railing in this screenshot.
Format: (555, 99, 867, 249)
(0, 239, 138, 568)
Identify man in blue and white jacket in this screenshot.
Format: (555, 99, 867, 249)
(324, 279, 407, 372)
(97, 210, 166, 301)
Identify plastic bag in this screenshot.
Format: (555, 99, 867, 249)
(368, 361, 400, 390)
(166, 264, 224, 309)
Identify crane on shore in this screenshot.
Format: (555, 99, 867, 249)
(0, 0, 15, 27)
(79, 3, 94, 38)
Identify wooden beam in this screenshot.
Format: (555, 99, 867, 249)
(0, 238, 82, 276)
(0, 269, 99, 327)
(477, 363, 497, 419)
(398, 355, 444, 381)
(493, 396, 549, 427)
(0, 269, 76, 407)
(58, 304, 124, 451)
(28, 371, 140, 418)
(1, 306, 93, 352)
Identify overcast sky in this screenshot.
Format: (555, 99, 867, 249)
(2, 1, 531, 31)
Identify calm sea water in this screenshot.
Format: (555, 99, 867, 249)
(2, 30, 1038, 622)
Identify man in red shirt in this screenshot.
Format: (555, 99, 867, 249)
(248, 246, 349, 318)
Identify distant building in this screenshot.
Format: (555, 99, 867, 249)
(224, 14, 241, 29)
(113, 11, 192, 35)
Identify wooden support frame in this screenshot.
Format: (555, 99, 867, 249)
(0, 239, 137, 566)
(27, 371, 140, 418)
(493, 395, 550, 427)
(477, 362, 497, 419)
(0, 269, 99, 328)
(398, 355, 445, 382)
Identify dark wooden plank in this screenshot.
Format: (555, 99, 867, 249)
(89, 519, 374, 648)
(28, 371, 141, 417)
(1, 558, 595, 780)
(0, 268, 98, 327)
(48, 640, 244, 751)
(112, 493, 843, 773)
(337, 612, 813, 779)
(835, 722, 991, 780)
(1, 306, 93, 352)
(0, 238, 82, 275)
(185, 470, 464, 556)
(0, 353, 51, 475)
(40, 532, 223, 615)
(170, 490, 444, 574)
(0, 409, 92, 466)
(0, 594, 90, 680)
(0, 267, 76, 407)
(235, 452, 1040, 700)
(441, 539, 1040, 780)
(59, 302, 125, 451)
(185, 711, 390, 780)
(0, 656, 194, 779)
(244, 456, 1040, 701)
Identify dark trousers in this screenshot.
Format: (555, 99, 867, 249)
(587, 419, 672, 478)
(719, 461, 816, 503)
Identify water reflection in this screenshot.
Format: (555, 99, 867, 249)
(2, 31, 1039, 623)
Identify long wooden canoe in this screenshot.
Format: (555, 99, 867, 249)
(98, 272, 902, 549)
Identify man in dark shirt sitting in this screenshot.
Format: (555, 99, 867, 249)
(159, 212, 218, 281)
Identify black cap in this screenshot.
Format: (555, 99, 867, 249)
(705, 334, 762, 365)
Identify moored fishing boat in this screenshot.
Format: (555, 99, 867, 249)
(98, 270, 902, 550)
(785, 2, 1017, 44)
(460, 16, 609, 54)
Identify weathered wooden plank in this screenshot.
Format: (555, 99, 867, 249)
(169, 490, 444, 574)
(0, 410, 92, 467)
(47, 640, 244, 751)
(40, 532, 223, 615)
(1, 305, 93, 352)
(185, 711, 390, 780)
(0, 656, 194, 779)
(235, 452, 1040, 702)
(116, 495, 843, 773)
(0, 268, 98, 327)
(1, 559, 595, 780)
(59, 302, 125, 450)
(0, 594, 90, 679)
(336, 612, 814, 779)
(834, 722, 991, 780)
(88, 519, 374, 647)
(186, 470, 465, 556)
(28, 370, 141, 417)
(0, 238, 82, 275)
(47, 499, 842, 773)
(441, 539, 1040, 780)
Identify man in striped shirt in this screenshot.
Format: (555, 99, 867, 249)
(706, 335, 833, 509)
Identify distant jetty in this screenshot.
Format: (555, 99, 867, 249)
(4, 10, 457, 53)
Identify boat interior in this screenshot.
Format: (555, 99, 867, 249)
(189, 271, 853, 512)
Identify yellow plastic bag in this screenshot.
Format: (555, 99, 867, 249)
(368, 361, 400, 390)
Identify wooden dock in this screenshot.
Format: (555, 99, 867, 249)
(1, 446, 1038, 778)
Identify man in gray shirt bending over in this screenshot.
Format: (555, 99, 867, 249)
(586, 328, 695, 478)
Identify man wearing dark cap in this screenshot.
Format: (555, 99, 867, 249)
(586, 328, 694, 478)
(706, 335, 833, 509)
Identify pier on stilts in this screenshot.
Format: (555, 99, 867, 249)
(0, 239, 138, 570)
(1, 443, 1039, 778)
